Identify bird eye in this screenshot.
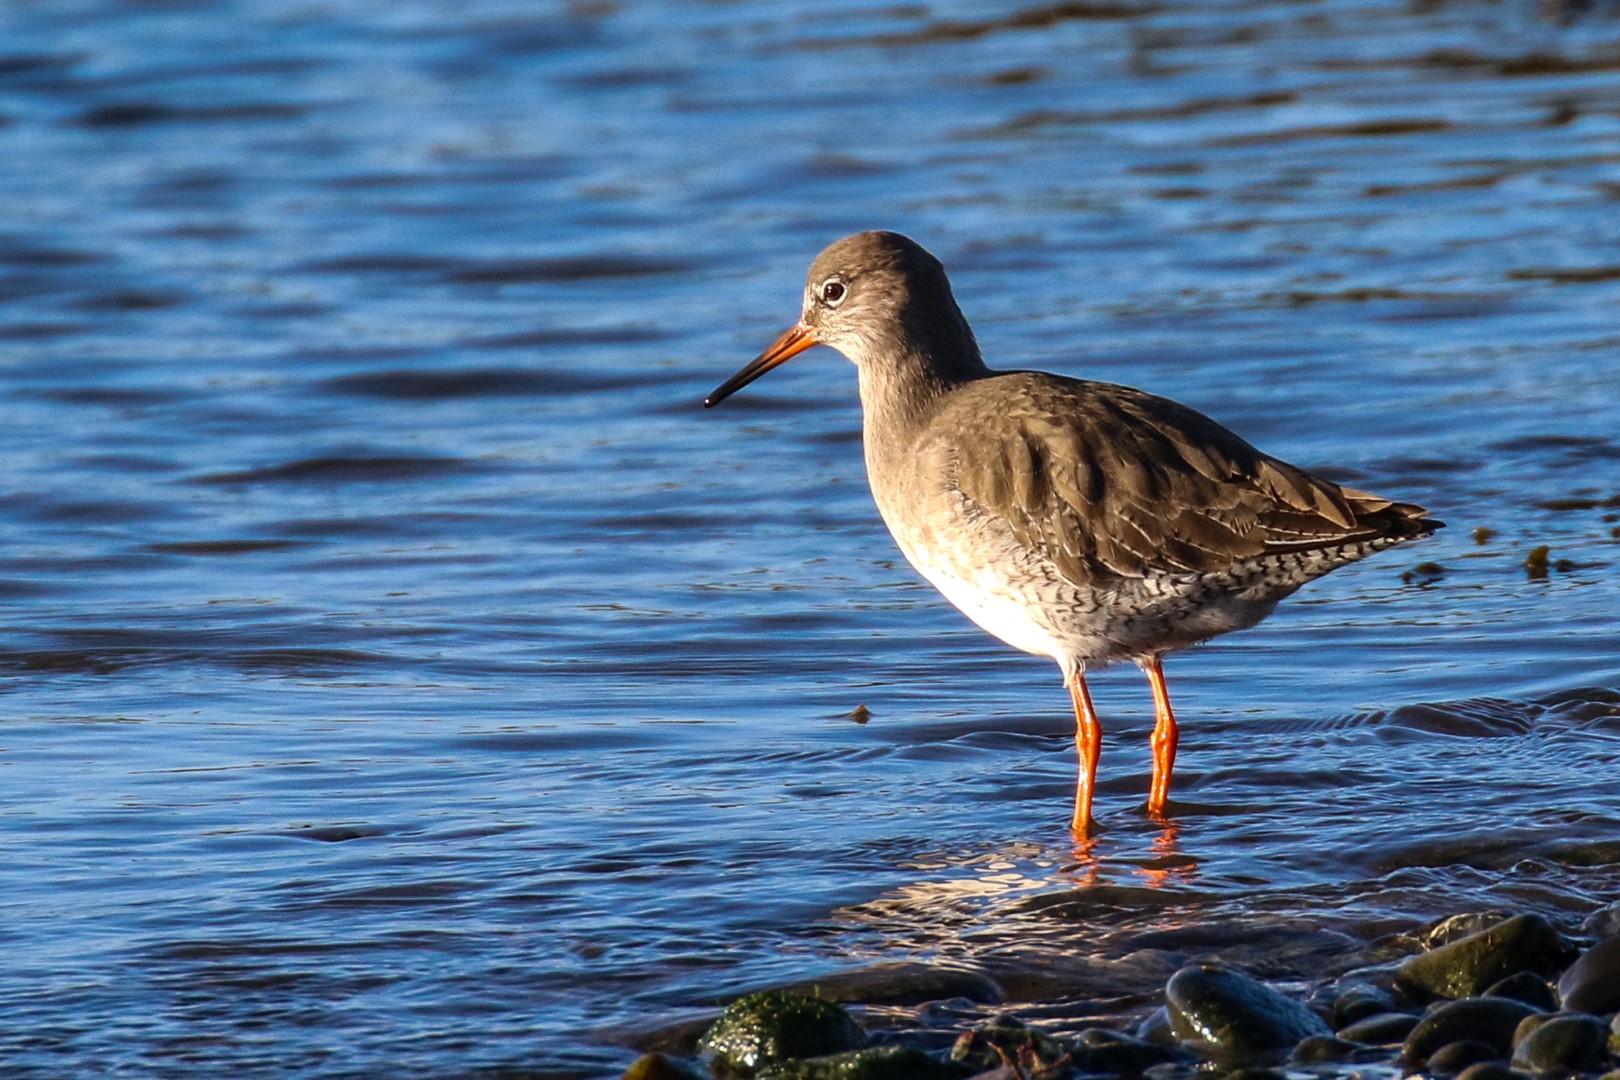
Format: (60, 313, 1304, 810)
(820, 279, 847, 307)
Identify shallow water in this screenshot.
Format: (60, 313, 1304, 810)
(1, 0, 1618, 1075)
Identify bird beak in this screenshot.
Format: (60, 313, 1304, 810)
(703, 322, 818, 407)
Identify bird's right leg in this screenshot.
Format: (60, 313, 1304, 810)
(1067, 670, 1101, 835)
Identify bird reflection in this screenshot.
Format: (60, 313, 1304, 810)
(1063, 818, 1194, 889)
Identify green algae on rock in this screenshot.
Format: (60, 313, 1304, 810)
(699, 992, 866, 1077)
(1395, 914, 1572, 1000)
(1164, 963, 1330, 1061)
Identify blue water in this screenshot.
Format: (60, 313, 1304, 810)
(1, 1, 1618, 1075)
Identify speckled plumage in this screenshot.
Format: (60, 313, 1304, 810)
(706, 230, 1441, 831)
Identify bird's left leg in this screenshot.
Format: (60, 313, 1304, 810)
(1142, 654, 1178, 818)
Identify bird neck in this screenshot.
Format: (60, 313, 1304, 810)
(855, 343, 988, 440)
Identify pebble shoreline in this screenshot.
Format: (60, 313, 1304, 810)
(622, 908, 1620, 1080)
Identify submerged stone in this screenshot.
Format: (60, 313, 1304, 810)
(950, 1016, 1069, 1074)
(1510, 1014, 1610, 1076)
(773, 964, 1002, 1007)
(1557, 936, 1620, 1015)
(757, 1046, 962, 1080)
(1403, 997, 1541, 1063)
(699, 992, 866, 1076)
(1337, 1012, 1420, 1045)
(1164, 963, 1329, 1061)
(1396, 914, 1573, 1000)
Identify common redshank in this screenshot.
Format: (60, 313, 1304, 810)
(704, 231, 1441, 834)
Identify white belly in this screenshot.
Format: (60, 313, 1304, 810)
(894, 531, 1069, 663)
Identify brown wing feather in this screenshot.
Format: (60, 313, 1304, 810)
(945, 373, 1439, 583)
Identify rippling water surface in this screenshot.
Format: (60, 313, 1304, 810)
(2, 1, 1619, 1075)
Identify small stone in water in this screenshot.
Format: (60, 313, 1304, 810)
(1164, 963, 1329, 1061)
(1404, 560, 1446, 584)
(1337, 1012, 1420, 1045)
(1510, 1014, 1610, 1076)
(1524, 547, 1550, 578)
(699, 992, 866, 1077)
(1403, 996, 1541, 1063)
(1395, 913, 1573, 1000)
(1473, 527, 1498, 544)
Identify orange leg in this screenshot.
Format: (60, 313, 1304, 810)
(1143, 655, 1178, 818)
(1066, 671, 1102, 835)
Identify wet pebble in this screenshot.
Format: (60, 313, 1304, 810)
(623, 1052, 710, 1080)
(1337, 1011, 1421, 1045)
(1136, 1007, 1175, 1046)
(1457, 1064, 1534, 1080)
(756, 1046, 963, 1080)
(949, 1017, 1069, 1075)
(1484, 973, 1558, 1011)
(1403, 996, 1541, 1063)
(1333, 983, 1399, 1027)
(1428, 1039, 1501, 1074)
(1216, 1068, 1287, 1080)
(1557, 936, 1620, 1015)
(1510, 1013, 1611, 1076)
(1164, 963, 1329, 1061)
(1396, 914, 1573, 1000)
(1290, 1035, 1366, 1063)
(1071, 1027, 1178, 1074)
(699, 992, 866, 1076)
